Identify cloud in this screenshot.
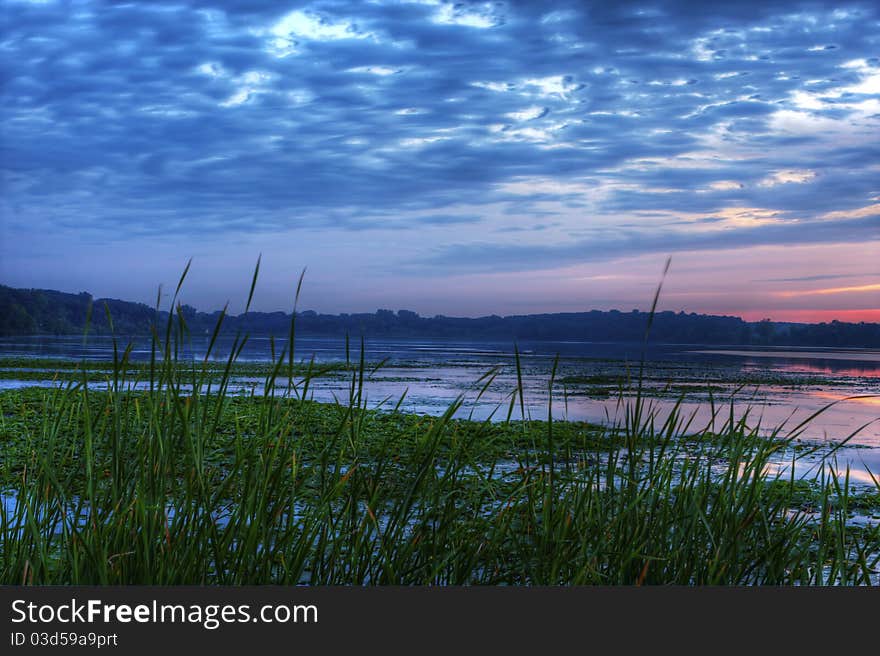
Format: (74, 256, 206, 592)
(419, 214, 880, 273)
(2, 0, 879, 294)
(777, 283, 880, 297)
(758, 169, 816, 187)
(755, 274, 865, 283)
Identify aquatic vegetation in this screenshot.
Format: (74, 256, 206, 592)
(1, 266, 878, 585)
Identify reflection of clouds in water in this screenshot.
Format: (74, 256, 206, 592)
(810, 390, 880, 408)
(3, 337, 880, 476)
(695, 349, 880, 379)
(778, 363, 880, 378)
(0, 379, 60, 390)
(4, 376, 880, 478)
(695, 350, 880, 362)
(766, 454, 880, 488)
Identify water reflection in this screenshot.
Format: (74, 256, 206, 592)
(743, 359, 880, 378)
(3, 337, 880, 477)
(773, 362, 880, 378)
(695, 349, 880, 377)
(809, 391, 880, 408)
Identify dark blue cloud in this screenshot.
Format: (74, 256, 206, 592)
(755, 274, 867, 283)
(2, 0, 879, 273)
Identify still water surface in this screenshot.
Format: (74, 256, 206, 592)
(3, 335, 879, 482)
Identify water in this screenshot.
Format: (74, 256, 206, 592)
(2, 335, 879, 481)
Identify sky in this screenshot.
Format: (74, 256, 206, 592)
(1, 0, 879, 322)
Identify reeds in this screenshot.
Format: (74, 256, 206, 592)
(1, 265, 878, 585)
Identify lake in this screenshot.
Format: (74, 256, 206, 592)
(2, 334, 879, 483)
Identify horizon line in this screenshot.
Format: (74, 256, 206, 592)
(4, 282, 879, 328)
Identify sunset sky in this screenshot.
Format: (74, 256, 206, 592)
(1, 0, 878, 322)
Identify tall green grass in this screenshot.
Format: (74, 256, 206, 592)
(1, 264, 878, 585)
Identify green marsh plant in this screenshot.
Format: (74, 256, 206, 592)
(1, 262, 878, 585)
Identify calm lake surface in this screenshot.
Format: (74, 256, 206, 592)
(3, 334, 879, 483)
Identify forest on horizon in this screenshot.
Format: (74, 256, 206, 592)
(2, 284, 879, 348)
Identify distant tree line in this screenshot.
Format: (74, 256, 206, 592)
(1, 284, 879, 348)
